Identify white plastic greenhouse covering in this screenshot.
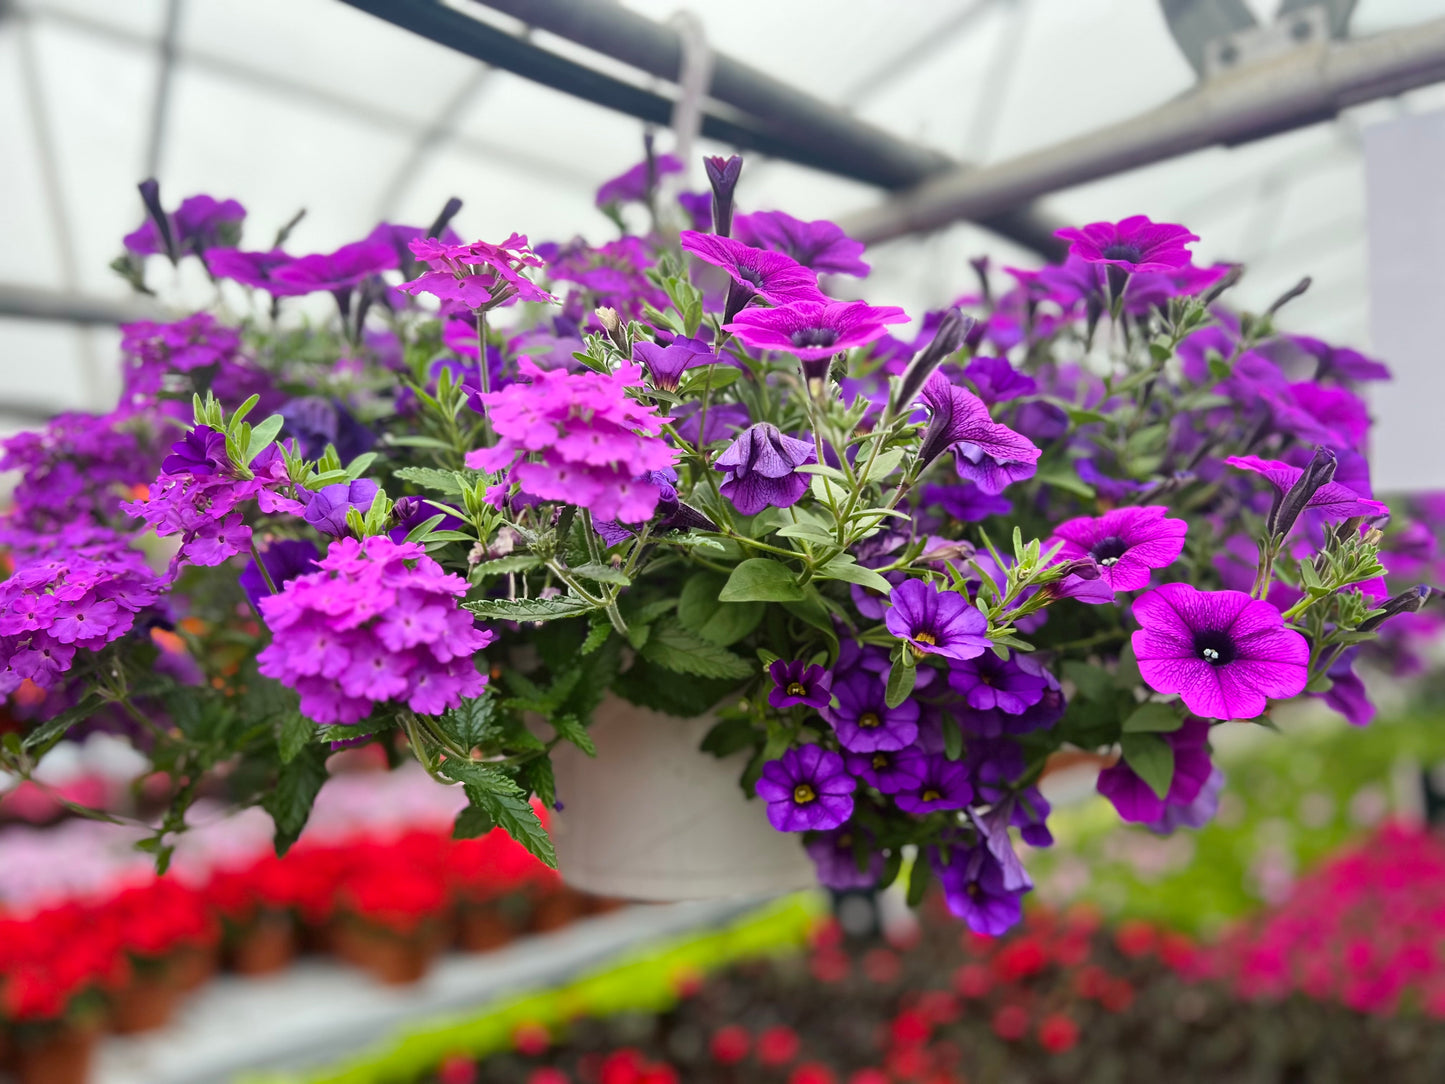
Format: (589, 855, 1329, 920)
(3, 0, 1445, 428)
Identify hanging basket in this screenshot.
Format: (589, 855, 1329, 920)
(549, 696, 815, 901)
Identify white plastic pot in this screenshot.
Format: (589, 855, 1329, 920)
(549, 695, 816, 901)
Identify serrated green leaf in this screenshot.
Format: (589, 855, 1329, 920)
(263, 746, 328, 856)
(571, 562, 632, 586)
(640, 617, 754, 680)
(1120, 731, 1174, 801)
(453, 805, 496, 839)
(465, 596, 596, 622)
(276, 711, 312, 764)
(720, 558, 804, 603)
(393, 466, 467, 493)
(677, 573, 764, 646)
(551, 712, 596, 756)
(471, 555, 543, 581)
(580, 619, 612, 656)
(1122, 702, 1184, 734)
(518, 755, 556, 809)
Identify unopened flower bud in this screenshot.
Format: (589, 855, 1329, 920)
(138, 178, 177, 263)
(1268, 448, 1336, 540)
(1055, 557, 1101, 581)
(892, 308, 974, 416)
(704, 155, 743, 238)
(426, 196, 463, 240)
(1358, 584, 1432, 632)
(595, 307, 627, 351)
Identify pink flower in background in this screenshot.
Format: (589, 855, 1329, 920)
(1055, 215, 1199, 273)
(1047, 506, 1188, 593)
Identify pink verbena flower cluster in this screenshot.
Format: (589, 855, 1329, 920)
(255, 535, 494, 725)
(0, 526, 167, 693)
(467, 359, 677, 523)
(398, 233, 555, 311)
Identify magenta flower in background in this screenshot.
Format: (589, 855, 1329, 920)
(713, 422, 816, 515)
(632, 335, 714, 392)
(893, 751, 973, 814)
(125, 193, 246, 257)
(884, 578, 989, 663)
(467, 360, 676, 524)
(732, 210, 871, 277)
(724, 299, 909, 361)
(947, 651, 1047, 715)
(206, 248, 308, 297)
(595, 152, 683, 206)
(823, 672, 919, 753)
(917, 374, 1040, 494)
(755, 745, 856, 832)
(271, 240, 398, 295)
(805, 829, 883, 890)
(768, 659, 833, 712)
(401, 233, 555, 310)
(1284, 335, 1392, 383)
(1054, 215, 1199, 273)
(679, 231, 824, 307)
(1226, 455, 1389, 523)
(1097, 717, 1216, 824)
(256, 535, 494, 725)
(1047, 505, 1188, 593)
(1131, 584, 1309, 720)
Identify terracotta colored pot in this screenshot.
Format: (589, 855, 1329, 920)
(111, 969, 181, 1034)
(230, 911, 297, 976)
(170, 944, 219, 992)
(13, 1026, 96, 1084)
(530, 890, 587, 933)
(332, 919, 441, 985)
(457, 902, 516, 952)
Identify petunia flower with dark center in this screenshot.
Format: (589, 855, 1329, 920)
(723, 299, 909, 362)
(823, 671, 919, 753)
(768, 659, 833, 712)
(1054, 216, 1199, 274)
(679, 231, 824, 321)
(934, 844, 1027, 936)
(713, 422, 817, 516)
(1131, 583, 1309, 721)
(755, 745, 855, 832)
(917, 374, 1040, 494)
(1047, 505, 1188, 593)
(883, 578, 990, 664)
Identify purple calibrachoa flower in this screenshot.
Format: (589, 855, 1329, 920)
(884, 578, 990, 663)
(823, 672, 919, 753)
(843, 747, 916, 794)
(917, 374, 1040, 494)
(805, 828, 884, 890)
(1047, 505, 1188, 593)
(768, 659, 833, 712)
(893, 751, 973, 814)
(632, 334, 714, 393)
(1055, 216, 1199, 274)
(1226, 455, 1389, 524)
(1131, 584, 1310, 721)
(678, 231, 825, 308)
(732, 210, 870, 277)
(934, 845, 1027, 937)
(947, 651, 1047, 715)
(755, 745, 856, 832)
(271, 240, 398, 295)
(723, 299, 909, 361)
(713, 422, 816, 515)
(1097, 717, 1216, 824)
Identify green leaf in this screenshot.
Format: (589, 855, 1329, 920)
(1034, 469, 1096, 500)
(906, 854, 932, 907)
(941, 712, 964, 761)
(700, 716, 759, 758)
(678, 365, 739, 394)
(885, 660, 917, 709)
(345, 452, 379, 480)
(1120, 732, 1174, 800)
(580, 618, 612, 656)
(877, 848, 903, 891)
(393, 466, 466, 494)
(276, 711, 312, 764)
(446, 692, 501, 750)
(640, 618, 754, 680)
(818, 557, 894, 594)
(1061, 660, 1114, 702)
(465, 596, 596, 622)
(21, 693, 105, 756)
(1122, 702, 1183, 734)
(571, 562, 632, 586)
(403, 514, 448, 544)
(453, 805, 496, 839)
(263, 746, 328, 856)
(612, 657, 737, 718)
(443, 761, 557, 867)
(774, 522, 838, 545)
(677, 573, 765, 646)
(518, 756, 556, 809)
(862, 446, 905, 484)
(471, 555, 543, 581)
(720, 558, 804, 603)
(551, 713, 596, 756)
(244, 414, 285, 464)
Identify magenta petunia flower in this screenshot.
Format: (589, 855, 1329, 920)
(271, 240, 399, 294)
(732, 210, 870, 277)
(754, 744, 855, 832)
(917, 374, 1040, 494)
(595, 153, 683, 206)
(1130, 584, 1309, 721)
(1226, 455, 1389, 523)
(125, 193, 245, 258)
(1054, 216, 1199, 273)
(1047, 505, 1188, 593)
(884, 578, 989, 663)
(678, 231, 825, 308)
(206, 248, 308, 297)
(768, 659, 833, 712)
(725, 299, 909, 362)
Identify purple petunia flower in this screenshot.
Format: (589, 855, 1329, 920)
(947, 651, 1047, 715)
(1321, 646, 1375, 726)
(1146, 764, 1225, 835)
(1054, 216, 1198, 274)
(723, 299, 909, 361)
(240, 539, 321, 610)
(125, 193, 246, 258)
(206, 248, 308, 297)
(884, 578, 990, 663)
(805, 828, 884, 890)
(1047, 505, 1188, 593)
(673, 401, 749, 449)
(843, 747, 915, 794)
(713, 422, 816, 516)
(676, 190, 713, 231)
(679, 231, 825, 309)
(1226, 455, 1389, 525)
(596, 153, 683, 206)
(280, 396, 376, 464)
(919, 482, 1012, 524)
(754, 745, 856, 832)
(271, 240, 398, 295)
(893, 750, 973, 814)
(962, 356, 1036, 405)
(822, 672, 919, 753)
(768, 659, 833, 712)
(934, 844, 1027, 936)
(732, 210, 870, 277)
(917, 374, 1040, 494)
(1131, 584, 1310, 721)
(1097, 717, 1216, 824)
(632, 334, 715, 392)
(302, 479, 381, 538)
